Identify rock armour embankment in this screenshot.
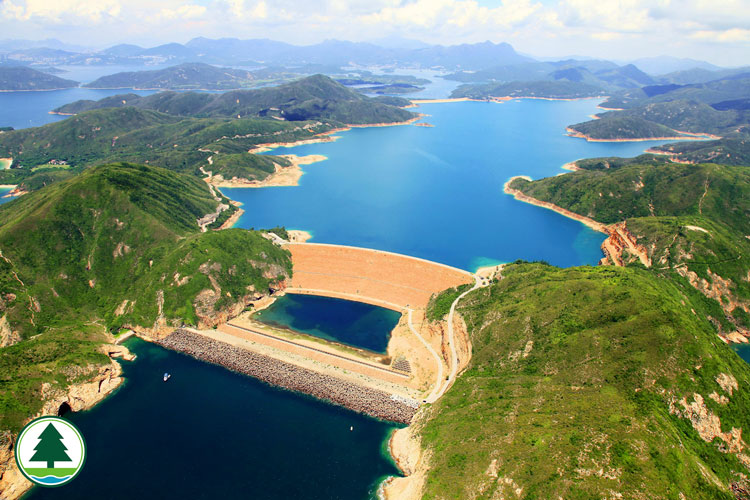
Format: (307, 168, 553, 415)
(157, 329, 417, 424)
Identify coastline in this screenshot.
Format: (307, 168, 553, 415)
(0, 86, 79, 93)
(561, 160, 581, 172)
(566, 126, 722, 143)
(0, 342, 133, 500)
(205, 154, 328, 188)
(218, 207, 245, 229)
(0, 158, 12, 170)
(503, 176, 652, 268)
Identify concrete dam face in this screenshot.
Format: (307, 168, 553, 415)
(284, 243, 474, 311)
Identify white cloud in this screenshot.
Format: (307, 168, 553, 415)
(1, 0, 121, 23)
(158, 5, 207, 20)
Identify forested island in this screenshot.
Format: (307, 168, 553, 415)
(0, 67, 78, 91)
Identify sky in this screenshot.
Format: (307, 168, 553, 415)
(0, 0, 748, 66)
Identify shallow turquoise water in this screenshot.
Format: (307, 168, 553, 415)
(0, 188, 12, 205)
(254, 294, 401, 353)
(224, 99, 670, 271)
(24, 338, 400, 500)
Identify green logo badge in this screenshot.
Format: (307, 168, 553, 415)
(15, 416, 86, 487)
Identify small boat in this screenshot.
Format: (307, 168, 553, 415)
(163, 373, 171, 382)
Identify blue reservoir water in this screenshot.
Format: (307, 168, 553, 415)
(24, 338, 400, 500)
(0, 88, 156, 129)
(254, 294, 401, 354)
(224, 99, 671, 271)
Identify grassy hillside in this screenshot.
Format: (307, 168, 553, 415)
(570, 100, 749, 139)
(508, 162, 750, 332)
(83, 63, 258, 90)
(0, 163, 291, 430)
(421, 263, 750, 499)
(651, 135, 750, 166)
(451, 80, 606, 100)
(569, 77, 750, 140)
(569, 115, 681, 140)
(0, 107, 328, 190)
(0, 66, 78, 91)
(55, 74, 415, 125)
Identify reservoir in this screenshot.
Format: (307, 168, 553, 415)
(225, 99, 672, 271)
(253, 294, 401, 354)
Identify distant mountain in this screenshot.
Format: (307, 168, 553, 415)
(2, 38, 533, 71)
(0, 66, 78, 90)
(631, 56, 721, 75)
(445, 60, 652, 90)
(657, 66, 750, 85)
(84, 63, 258, 90)
(0, 38, 90, 53)
(57, 74, 415, 124)
(101, 44, 145, 57)
(185, 37, 296, 63)
(402, 41, 532, 69)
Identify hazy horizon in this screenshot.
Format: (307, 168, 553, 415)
(0, 0, 748, 67)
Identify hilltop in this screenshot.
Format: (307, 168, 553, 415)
(83, 63, 259, 90)
(0, 66, 78, 91)
(54, 74, 416, 124)
(415, 262, 750, 498)
(508, 162, 750, 339)
(0, 163, 292, 431)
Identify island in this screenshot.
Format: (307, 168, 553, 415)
(0, 67, 78, 91)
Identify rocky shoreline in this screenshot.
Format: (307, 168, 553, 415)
(157, 329, 417, 424)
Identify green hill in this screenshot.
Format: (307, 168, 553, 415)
(83, 63, 258, 90)
(651, 135, 750, 166)
(570, 77, 750, 140)
(568, 115, 681, 140)
(421, 262, 750, 499)
(508, 162, 750, 333)
(450, 80, 606, 100)
(0, 163, 291, 430)
(570, 100, 749, 139)
(0, 66, 78, 91)
(0, 107, 329, 190)
(55, 74, 415, 125)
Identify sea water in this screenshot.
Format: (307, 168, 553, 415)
(24, 338, 400, 499)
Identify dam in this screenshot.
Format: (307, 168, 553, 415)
(284, 242, 474, 310)
(159, 242, 478, 421)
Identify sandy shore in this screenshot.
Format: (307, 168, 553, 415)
(561, 160, 581, 171)
(348, 115, 423, 128)
(566, 127, 722, 143)
(410, 98, 473, 104)
(206, 154, 327, 188)
(0, 158, 12, 170)
(0, 184, 17, 189)
(504, 176, 608, 234)
(218, 208, 245, 229)
(288, 230, 312, 243)
(381, 426, 426, 500)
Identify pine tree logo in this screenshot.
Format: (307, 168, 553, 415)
(15, 416, 86, 487)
